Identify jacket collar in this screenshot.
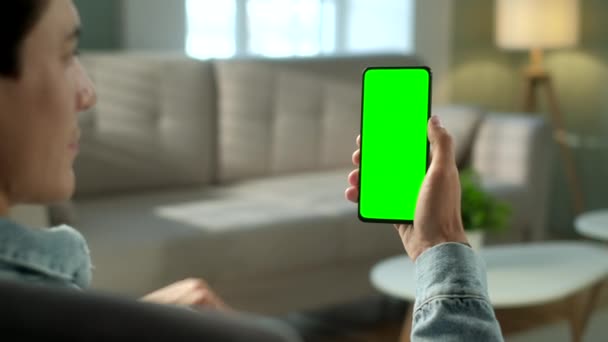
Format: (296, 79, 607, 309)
(0, 217, 91, 288)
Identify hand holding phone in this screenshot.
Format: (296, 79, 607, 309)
(346, 116, 469, 260)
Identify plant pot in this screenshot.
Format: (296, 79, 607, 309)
(465, 230, 485, 251)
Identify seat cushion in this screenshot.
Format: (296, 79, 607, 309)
(73, 169, 401, 296)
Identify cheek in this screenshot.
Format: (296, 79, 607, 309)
(14, 114, 76, 202)
(5, 66, 78, 202)
(45, 67, 77, 118)
(27, 67, 75, 162)
(22, 63, 76, 125)
(34, 77, 77, 196)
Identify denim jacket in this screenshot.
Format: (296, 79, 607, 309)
(413, 243, 504, 341)
(0, 217, 92, 289)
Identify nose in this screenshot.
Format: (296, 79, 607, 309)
(75, 60, 97, 112)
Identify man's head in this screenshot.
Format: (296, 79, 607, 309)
(0, 0, 96, 210)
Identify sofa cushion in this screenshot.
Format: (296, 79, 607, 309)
(215, 55, 423, 183)
(472, 114, 551, 241)
(74, 169, 401, 296)
(320, 81, 362, 169)
(76, 54, 217, 196)
(214, 61, 276, 182)
(158, 58, 219, 181)
(473, 113, 547, 185)
(271, 71, 325, 174)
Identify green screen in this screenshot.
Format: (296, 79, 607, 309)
(359, 67, 430, 222)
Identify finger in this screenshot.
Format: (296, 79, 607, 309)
(345, 187, 359, 203)
(394, 223, 413, 232)
(427, 116, 456, 167)
(142, 283, 185, 304)
(175, 280, 215, 307)
(178, 280, 231, 311)
(348, 169, 359, 187)
(394, 224, 413, 244)
(356, 135, 361, 148)
(352, 149, 360, 166)
(177, 289, 209, 307)
(153, 278, 208, 303)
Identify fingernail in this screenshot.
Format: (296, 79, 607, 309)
(431, 116, 442, 127)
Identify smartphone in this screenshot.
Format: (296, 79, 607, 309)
(358, 66, 431, 224)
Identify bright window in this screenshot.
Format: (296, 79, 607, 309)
(248, 0, 322, 57)
(186, 0, 414, 59)
(346, 0, 414, 53)
(186, 0, 237, 58)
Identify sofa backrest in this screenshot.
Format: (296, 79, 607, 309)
(214, 55, 422, 182)
(473, 114, 550, 187)
(76, 53, 423, 195)
(76, 53, 218, 197)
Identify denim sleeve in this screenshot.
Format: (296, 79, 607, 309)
(412, 243, 504, 341)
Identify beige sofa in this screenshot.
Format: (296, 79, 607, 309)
(54, 53, 552, 314)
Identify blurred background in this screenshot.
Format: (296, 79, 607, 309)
(74, 0, 608, 238)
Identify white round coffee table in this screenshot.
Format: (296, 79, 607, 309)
(370, 242, 608, 342)
(575, 210, 608, 241)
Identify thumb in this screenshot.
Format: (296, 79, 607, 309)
(427, 116, 456, 167)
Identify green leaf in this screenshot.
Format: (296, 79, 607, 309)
(459, 168, 512, 232)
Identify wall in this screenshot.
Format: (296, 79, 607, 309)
(414, 0, 454, 104)
(73, 0, 123, 50)
(74, 0, 186, 51)
(447, 0, 608, 237)
(122, 0, 186, 51)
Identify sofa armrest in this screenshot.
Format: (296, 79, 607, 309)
(471, 113, 552, 241)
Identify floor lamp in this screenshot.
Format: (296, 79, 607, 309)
(496, 0, 585, 214)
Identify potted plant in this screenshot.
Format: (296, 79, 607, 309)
(460, 169, 511, 250)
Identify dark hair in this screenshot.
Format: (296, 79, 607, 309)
(0, 0, 50, 78)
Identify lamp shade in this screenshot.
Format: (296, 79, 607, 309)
(496, 0, 579, 50)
